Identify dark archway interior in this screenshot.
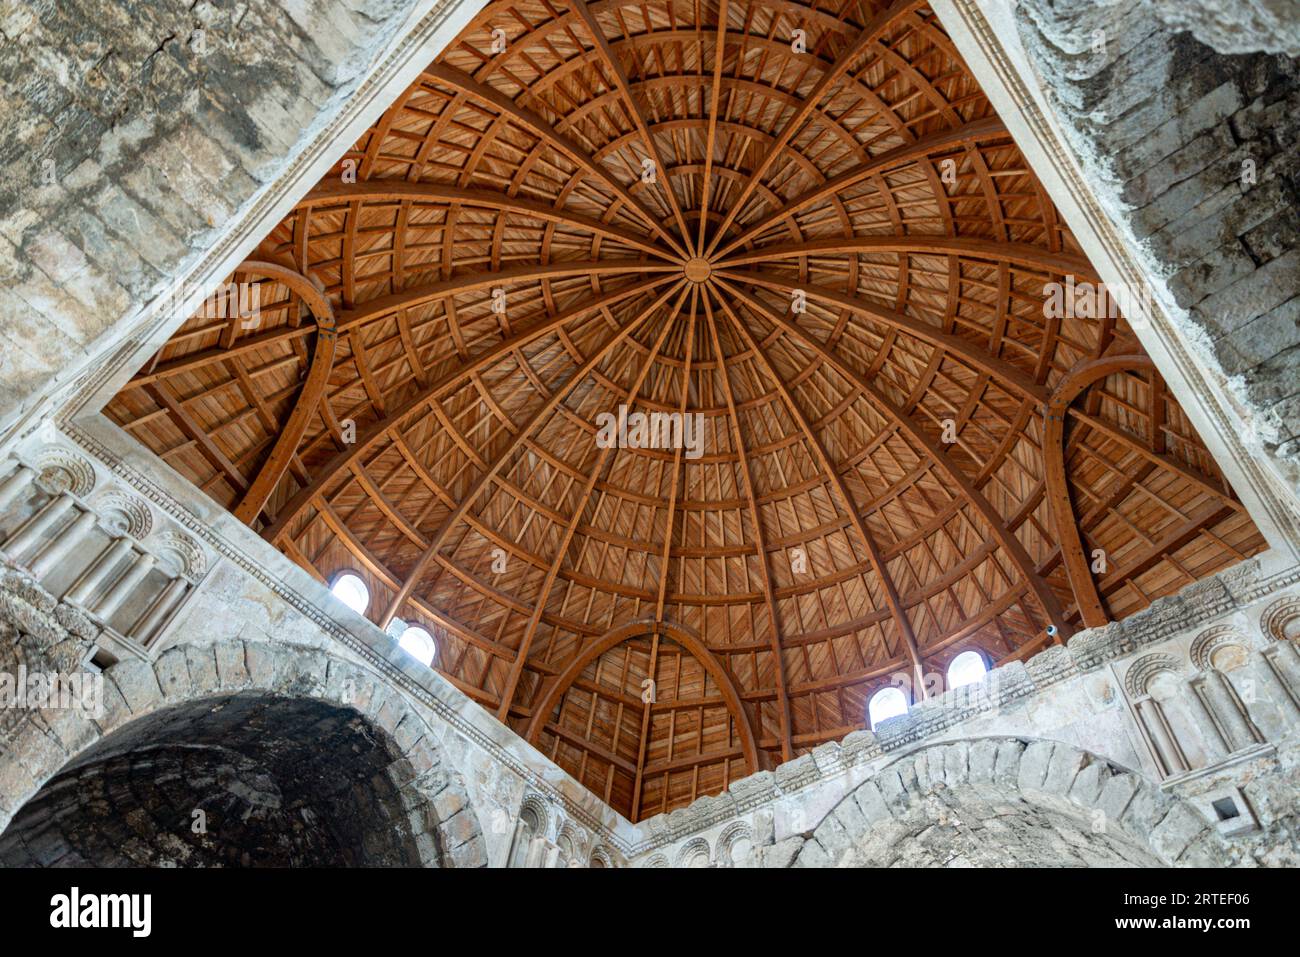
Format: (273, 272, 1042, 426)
(0, 694, 426, 867)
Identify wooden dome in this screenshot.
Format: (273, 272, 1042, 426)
(107, 0, 1265, 820)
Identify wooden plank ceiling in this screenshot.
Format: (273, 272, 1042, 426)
(106, 0, 1266, 821)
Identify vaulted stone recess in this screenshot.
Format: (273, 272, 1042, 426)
(0, 695, 428, 867)
(0, 0, 1296, 868)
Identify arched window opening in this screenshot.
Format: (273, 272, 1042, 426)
(868, 686, 908, 730)
(330, 572, 369, 616)
(947, 650, 988, 690)
(398, 626, 436, 667)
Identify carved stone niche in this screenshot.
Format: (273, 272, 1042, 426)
(1190, 626, 1252, 674)
(1123, 653, 1195, 778)
(89, 490, 153, 540)
(32, 448, 95, 498)
(1260, 596, 1300, 644)
(150, 531, 207, 581)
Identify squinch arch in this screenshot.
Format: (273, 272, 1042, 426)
(782, 737, 1226, 867)
(0, 639, 487, 868)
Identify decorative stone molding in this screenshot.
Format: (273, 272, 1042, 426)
(673, 836, 710, 868)
(1190, 626, 1253, 672)
(88, 489, 153, 540)
(714, 821, 754, 867)
(1261, 596, 1300, 642)
(518, 793, 552, 841)
(151, 530, 207, 581)
(1124, 653, 1184, 698)
(31, 448, 95, 499)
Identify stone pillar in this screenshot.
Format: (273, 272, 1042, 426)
(65, 537, 135, 607)
(1260, 643, 1300, 715)
(1186, 677, 1231, 760)
(0, 465, 36, 513)
(28, 508, 97, 580)
(129, 576, 189, 644)
(1203, 670, 1264, 751)
(2, 492, 75, 560)
(94, 552, 157, 620)
(524, 834, 548, 868)
(1134, 697, 1189, 776)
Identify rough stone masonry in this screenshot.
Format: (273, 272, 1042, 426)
(1015, 0, 1300, 492)
(0, 0, 428, 437)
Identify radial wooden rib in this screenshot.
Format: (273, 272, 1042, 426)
(704, 293, 793, 761)
(494, 285, 691, 719)
(378, 281, 687, 627)
(712, 288, 927, 695)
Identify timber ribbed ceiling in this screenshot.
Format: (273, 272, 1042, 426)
(108, 0, 1265, 820)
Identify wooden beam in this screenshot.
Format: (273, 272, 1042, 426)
(1043, 355, 1154, 629)
(704, 293, 794, 760)
(712, 288, 927, 696)
(231, 262, 338, 526)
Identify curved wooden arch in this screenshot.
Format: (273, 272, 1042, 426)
(523, 618, 761, 776)
(1043, 355, 1156, 629)
(231, 261, 337, 526)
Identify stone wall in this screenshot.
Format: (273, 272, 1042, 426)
(1011, 0, 1300, 491)
(0, 0, 472, 441)
(628, 559, 1300, 867)
(0, 424, 633, 867)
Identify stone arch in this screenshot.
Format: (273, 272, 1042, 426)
(556, 821, 588, 867)
(784, 738, 1227, 868)
(1190, 626, 1252, 672)
(0, 638, 487, 867)
(674, 836, 711, 868)
(1124, 653, 1184, 698)
(715, 821, 755, 867)
(518, 792, 552, 841)
(588, 844, 614, 868)
(642, 853, 670, 868)
(1260, 596, 1300, 643)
